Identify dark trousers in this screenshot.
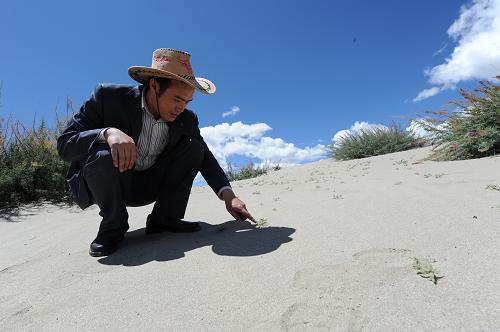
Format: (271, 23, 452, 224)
(82, 137, 204, 243)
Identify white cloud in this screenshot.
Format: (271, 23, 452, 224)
(413, 87, 442, 102)
(222, 106, 240, 118)
(200, 121, 328, 169)
(415, 0, 500, 101)
(332, 121, 389, 147)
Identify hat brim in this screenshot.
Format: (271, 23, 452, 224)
(128, 66, 216, 95)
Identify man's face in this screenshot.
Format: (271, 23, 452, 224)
(155, 80, 195, 122)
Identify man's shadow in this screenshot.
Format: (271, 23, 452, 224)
(98, 220, 295, 266)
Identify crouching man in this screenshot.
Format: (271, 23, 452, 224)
(57, 48, 255, 257)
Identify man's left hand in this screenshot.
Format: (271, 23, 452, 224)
(222, 190, 256, 223)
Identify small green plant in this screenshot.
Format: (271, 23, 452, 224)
(256, 218, 269, 228)
(394, 159, 408, 166)
(412, 257, 443, 285)
(331, 123, 424, 161)
(413, 77, 500, 161)
(485, 184, 500, 191)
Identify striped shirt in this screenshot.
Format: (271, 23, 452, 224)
(134, 89, 169, 171)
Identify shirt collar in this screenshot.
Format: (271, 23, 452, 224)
(141, 87, 167, 122)
(141, 86, 148, 111)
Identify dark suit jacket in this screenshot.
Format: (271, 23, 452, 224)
(57, 84, 230, 209)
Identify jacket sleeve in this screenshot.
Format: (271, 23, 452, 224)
(57, 84, 106, 162)
(192, 114, 231, 196)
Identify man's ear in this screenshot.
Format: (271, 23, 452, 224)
(149, 78, 157, 91)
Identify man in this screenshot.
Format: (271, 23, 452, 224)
(57, 48, 256, 257)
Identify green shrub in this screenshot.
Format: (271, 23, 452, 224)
(414, 77, 500, 161)
(225, 162, 270, 181)
(0, 116, 70, 209)
(331, 123, 423, 160)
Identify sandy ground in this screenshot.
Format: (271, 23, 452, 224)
(1, 146, 500, 331)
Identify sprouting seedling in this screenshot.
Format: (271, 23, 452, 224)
(394, 159, 408, 166)
(256, 218, 269, 228)
(412, 257, 444, 285)
(485, 184, 500, 191)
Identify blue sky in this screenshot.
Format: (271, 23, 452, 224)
(1, 0, 499, 167)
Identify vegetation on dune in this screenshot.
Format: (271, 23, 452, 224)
(331, 76, 499, 161)
(0, 91, 73, 210)
(225, 162, 280, 182)
(0, 114, 71, 209)
(331, 123, 425, 161)
(413, 77, 500, 161)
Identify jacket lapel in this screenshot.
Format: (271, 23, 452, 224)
(163, 116, 185, 155)
(127, 85, 144, 143)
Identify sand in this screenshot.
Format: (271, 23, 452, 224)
(1, 146, 499, 331)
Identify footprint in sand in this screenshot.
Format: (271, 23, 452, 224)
(281, 248, 414, 332)
(280, 302, 367, 332)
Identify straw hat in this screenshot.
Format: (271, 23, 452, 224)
(128, 48, 216, 95)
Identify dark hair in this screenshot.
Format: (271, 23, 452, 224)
(150, 77, 172, 96)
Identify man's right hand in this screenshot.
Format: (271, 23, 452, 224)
(105, 128, 138, 172)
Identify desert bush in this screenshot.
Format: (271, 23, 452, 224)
(413, 77, 500, 161)
(331, 123, 423, 160)
(0, 114, 71, 209)
(225, 162, 270, 181)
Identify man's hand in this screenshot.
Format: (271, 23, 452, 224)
(105, 128, 138, 172)
(222, 189, 256, 223)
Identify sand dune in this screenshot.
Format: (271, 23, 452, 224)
(1, 146, 499, 331)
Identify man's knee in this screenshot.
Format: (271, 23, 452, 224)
(82, 147, 115, 177)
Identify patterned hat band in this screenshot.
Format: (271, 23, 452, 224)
(128, 48, 216, 95)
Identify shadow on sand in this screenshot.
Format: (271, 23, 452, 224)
(98, 220, 295, 266)
(0, 201, 83, 222)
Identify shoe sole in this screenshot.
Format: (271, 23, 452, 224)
(89, 250, 108, 257)
(89, 247, 118, 257)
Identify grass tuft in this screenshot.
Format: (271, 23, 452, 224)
(0, 101, 72, 210)
(331, 123, 424, 161)
(225, 162, 271, 181)
(413, 77, 500, 161)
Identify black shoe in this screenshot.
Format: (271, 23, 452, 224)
(89, 241, 120, 257)
(146, 215, 201, 234)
